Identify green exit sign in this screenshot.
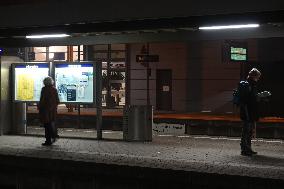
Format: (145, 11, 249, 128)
(230, 47, 247, 61)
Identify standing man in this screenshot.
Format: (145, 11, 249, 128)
(240, 68, 261, 156)
(38, 76, 60, 146)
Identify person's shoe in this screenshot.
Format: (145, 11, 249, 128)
(246, 147, 258, 155)
(241, 151, 252, 156)
(51, 138, 57, 143)
(42, 141, 52, 146)
(250, 150, 257, 155)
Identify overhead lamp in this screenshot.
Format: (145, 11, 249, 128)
(26, 34, 70, 39)
(199, 24, 259, 30)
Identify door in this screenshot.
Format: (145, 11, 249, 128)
(156, 69, 172, 110)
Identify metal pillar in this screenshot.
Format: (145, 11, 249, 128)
(146, 43, 150, 107)
(12, 103, 26, 134)
(96, 61, 102, 139)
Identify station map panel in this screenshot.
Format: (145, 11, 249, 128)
(14, 64, 49, 102)
(55, 63, 94, 103)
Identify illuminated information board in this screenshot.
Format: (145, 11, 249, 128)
(230, 47, 247, 61)
(14, 64, 49, 102)
(55, 63, 94, 103)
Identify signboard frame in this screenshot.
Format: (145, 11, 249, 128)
(12, 62, 51, 103)
(222, 40, 248, 63)
(52, 61, 96, 105)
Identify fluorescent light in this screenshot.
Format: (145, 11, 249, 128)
(26, 34, 70, 39)
(199, 24, 259, 30)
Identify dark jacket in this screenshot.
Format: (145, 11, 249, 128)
(240, 78, 259, 121)
(38, 85, 60, 124)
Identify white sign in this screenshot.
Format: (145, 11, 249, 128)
(162, 85, 170, 92)
(55, 63, 94, 103)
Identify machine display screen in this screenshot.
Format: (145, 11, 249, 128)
(14, 64, 49, 102)
(55, 63, 94, 103)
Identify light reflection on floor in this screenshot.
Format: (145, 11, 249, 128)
(27, 126, 123, 140)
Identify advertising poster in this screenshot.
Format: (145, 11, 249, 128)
(55, 63, 94, 103)
(14, 64, 49, 102)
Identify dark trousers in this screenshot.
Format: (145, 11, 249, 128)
(240, 121, 254, 152)
(44, 122, 53, 143)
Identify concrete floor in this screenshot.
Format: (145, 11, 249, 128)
(0, 133, 283, 180)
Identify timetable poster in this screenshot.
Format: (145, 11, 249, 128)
(14, 64, 49, 102)
(55, 63, 94, 103)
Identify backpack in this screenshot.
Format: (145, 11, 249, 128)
(233, 81, 250, 106)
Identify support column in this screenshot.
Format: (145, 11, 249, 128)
(96, 61, 102, 139)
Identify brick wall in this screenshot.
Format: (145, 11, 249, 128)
(129, 40, 258, 113)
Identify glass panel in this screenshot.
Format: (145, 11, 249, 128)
(111, 51, 125, 59)
(73, 46, 78, 51)
(94, 53, 107, 59)
(94, 45, 108, 51)
(48, 52, 53, 60)
(111, 44, 125, 50)
(110, 62, 125, 69)
(49, 46, 67, 52)
(72, 53, 84, 61)
(33, 47, 47, 53)
(102, 70, 108, 107)
(73, 46, 84, 61)
(49, 52, 67, 61)
(72, 45, 83, 51)
(119, 82, 126, 106)
(110, 71, 125, 106)
(35, 52, 47, 61)
(73, 52, 79, 61)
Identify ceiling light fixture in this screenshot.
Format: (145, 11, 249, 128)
(26, 34, 70, 39)
(199, 24, 259, 30)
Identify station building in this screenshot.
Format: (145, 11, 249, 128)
(1, 0, 284, 137)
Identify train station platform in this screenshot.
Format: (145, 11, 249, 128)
(0, 135, 283, 188)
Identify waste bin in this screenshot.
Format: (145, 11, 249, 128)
(123, 105, 152, 141)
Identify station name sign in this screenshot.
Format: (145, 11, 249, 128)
(14, 64, 49, 69)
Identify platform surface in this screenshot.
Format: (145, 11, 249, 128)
(0, 135, 283, 180)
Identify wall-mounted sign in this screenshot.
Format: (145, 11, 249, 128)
(162, 86, 170, 92)
(223, 41, 248, 63)
(53, 52, 65, 60)
(230, 47, 247, 61)
(136, 54, 159, 62)
(13, 63, 49, 102)
(54, 63, 94, 103)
